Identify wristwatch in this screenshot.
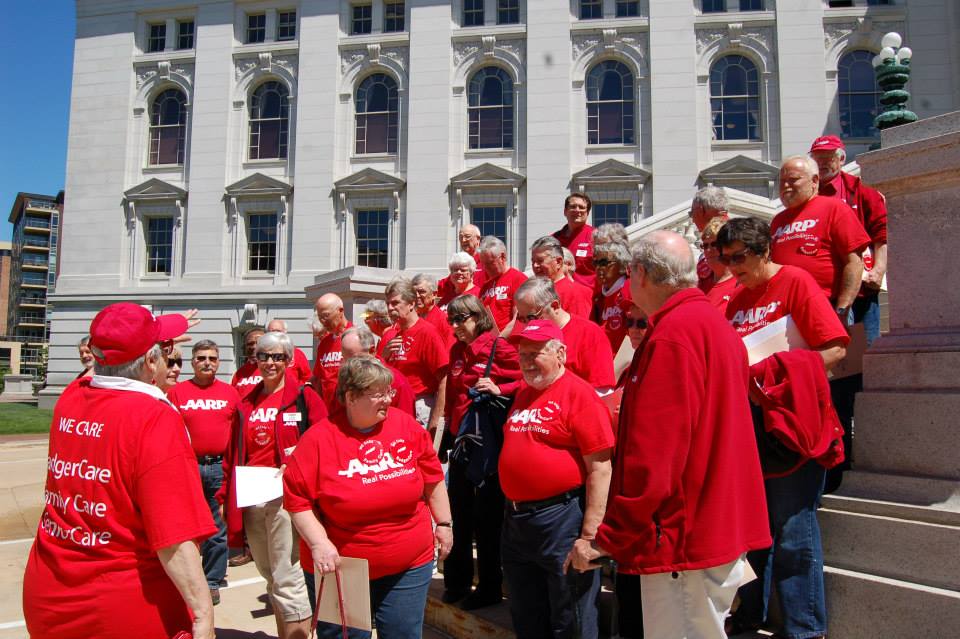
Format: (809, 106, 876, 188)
(436, 521, 452, 527)
(835, 306, 849, 318)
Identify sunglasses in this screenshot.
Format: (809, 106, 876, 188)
(717, 249, 753, 266)
(193, 355, 219, 362)
(695, 240, 719, 251)
(625, 317, 648, 330)
(447, 313, 474, 326)
(167, 357, 182, 367)
(255, 352, 288, 363)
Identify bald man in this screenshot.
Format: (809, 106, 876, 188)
(570, 230, 769, 639)
(340, 327, 416, 417)
(310, 294, 353, 410)
(265, 318, 312, 385)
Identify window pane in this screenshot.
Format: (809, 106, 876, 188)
(471, 207, 507, 245)
(352, 4, 372, 34)
(247, 13, 266, 43)
(464, 0, 484, 26)
(702, 0, 726, 12)
(593, 203, 630, 227)
(356, 74, 399, 154)
(497, 0, 519, 24)
(356, 209, 389, 268)
(838, 50, 881, 139)
(277, 11, 297, 40)
(176, 21, 194, 49)
(709, 55, 761, 141)
(147, 23, 166, 52)
(149, 89, 187, 165)
(586, 61, 635, 145)
(146, 217, 174, 275)
(467, 68, 514, 149)
(739, 0, 763, 9)
(247, 213, 277, 273)
(249, 82, 290, 159)
(580, 0, 602, 19)
(384, 1, 405, 31)
(616, 0, 639, 17)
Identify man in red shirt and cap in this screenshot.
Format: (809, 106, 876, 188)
(530, 236, 593, 318)
(553, 193, 596, 288)
(569, 231, 770, 639)
(23, 303, 216, 639)
(500, 319, 614, 639)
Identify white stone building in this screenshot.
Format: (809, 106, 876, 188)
(45, 0, 960, 401)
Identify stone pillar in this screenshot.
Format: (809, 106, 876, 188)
(304, 266, 401, 324)
(820, 112, 960, 637)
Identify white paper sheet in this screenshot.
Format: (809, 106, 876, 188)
(741, 315, 809, 366)
(315, 557, 372, 631)
(234, 465, 283, 508)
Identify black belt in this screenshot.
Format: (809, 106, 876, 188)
(197, 455, 223, 465)
(508, 488, 583, 513)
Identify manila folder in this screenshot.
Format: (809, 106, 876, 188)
(316, 557, 373, 631)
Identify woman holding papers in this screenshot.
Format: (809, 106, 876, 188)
(718, 217, 849, 639)
(218, 331, 327, 639)
(284, 355, 453, 639)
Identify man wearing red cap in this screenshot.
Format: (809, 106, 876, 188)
(499, 319, 614, 639)
(23, 303, 217, 639)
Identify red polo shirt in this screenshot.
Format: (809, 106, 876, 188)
(312, 322, 352, 410)
(770, 195, 870, 301)
(381, 319, 450, 395)
(553, 223, 596, 288)
(704, 276, 740, 316)
(593, 277, 633, 352)
(554, 276, 593, 318)
(167, 379, 240, 456)
(479, 267, 528, 330)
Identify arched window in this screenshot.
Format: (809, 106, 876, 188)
(249, 81, 290, 159)
(356, 74, 399, 155)
(838, 50, 881, 139)
(586, 61, 634, 145)
(149, 89, 187, 165)
(709, 55, 761, 141)
(468, 67, 513, 149)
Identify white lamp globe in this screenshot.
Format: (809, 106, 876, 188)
(880, 46, 896, 61)
(872, 54, 883, 68)
(881, 32, 902, 49)
(897, 47, 913, 62)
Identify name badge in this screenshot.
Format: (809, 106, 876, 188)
(284, 446, 297, 456)
(283, 412, 302, 422)
(575, 249, 588, 257)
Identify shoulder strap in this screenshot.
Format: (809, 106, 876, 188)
(484, 337, 499, 377)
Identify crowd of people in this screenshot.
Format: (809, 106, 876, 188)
(24, 135, 885, 639)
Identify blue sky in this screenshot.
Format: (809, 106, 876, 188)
(0, 2, 75, 242)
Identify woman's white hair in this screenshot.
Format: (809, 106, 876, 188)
(256, 331, 294, 359)
(448, 251, 477, 273)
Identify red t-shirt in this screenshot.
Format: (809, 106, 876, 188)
(594, 277, 633, 352)
(562, 315, 616, 389)
(553, 223, 596, 288)
(479, 267, 528, 330)
(554, 277, 593, 318)
(231, 361, 262, 399)
(704, 276, 740, 316)
(499, 371, 614, 502)
(167, 379, 240, 456)
(283, 408, 445, 580)
(770, 195, 870, 301)
(312, 322, 352, 410)
(290, 348, 312, 386)
(243, 390, 287, 468)
(725, 265, 850, 348)
(381, 320, 450, 395)
(696, 254, 713, 292)
(445, 332, 522, 436)
(23, 379, 215, 637)
(421, 305, 456, 349)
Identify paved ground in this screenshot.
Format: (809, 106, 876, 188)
(0, 436, 450, 639)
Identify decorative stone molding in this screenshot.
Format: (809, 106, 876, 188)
(571, 32, 649, 86)
(823, 19, 905, 71)
(694, 25, 774, 78)
(452, 38, 525, 89)
(339, 46, 409, 95)
(482, 36, 496, 57)
(135, 61, 194, 93)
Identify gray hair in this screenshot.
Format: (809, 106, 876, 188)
(342, 326, 378, 352)
(543, 338, 565, 355)
(562, 247, 575, 269)
(692, 186, 728, 214)
(411, 273, 437, 292)
(256, 331, 294, 359)
(266, 318, 288, 332)
(781, 154, 819, 178)
(531, 236, 564, 260)
(78, 335, 90, 348)
(592, 223, 629, 246)
(192, 339, 219, 355)
(593, 241, 631, 271)
(515, 277, 560, 308)
(630, 235, 697, 289)
(94, 343, 162, 380)
(364, 299, 389, 319)
(385, 276, 416, 303)
(448, 251, 477, 273)
(478, 235, 507, 258)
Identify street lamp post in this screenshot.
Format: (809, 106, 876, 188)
(871, 32, 917, 131)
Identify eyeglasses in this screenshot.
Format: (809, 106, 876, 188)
(717, 249, 753, 266)
(625, 317, 648, 330)
(167, 357, 182, 367)
(592, 258, 613, 268)
(524, 306, 547, 322)
(448, 313, 474, 326)
(255, 352, 288, 363)
(193, 355, 219, 362)
(696, 240, 719, 251)
(366, 388, 397, 402)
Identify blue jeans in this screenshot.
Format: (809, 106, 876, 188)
(315, 561, 433, 639)
(501, 496, 601, 639)
(199, 461, 227, 589)
(739, 460, 827, 639)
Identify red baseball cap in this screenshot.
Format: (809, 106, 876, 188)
(89, 302, 188, 365)
(809, 135, 845, 153)
(507, 319, 565, 345)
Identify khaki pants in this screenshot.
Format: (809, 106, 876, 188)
(243, 497, 311, 622)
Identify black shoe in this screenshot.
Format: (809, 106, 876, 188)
(441, 589, 469, 604)
(210, 588, 221, 606)
(459, 590, 502, 611)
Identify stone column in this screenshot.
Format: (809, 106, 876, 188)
(820, 112, 960, 637)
